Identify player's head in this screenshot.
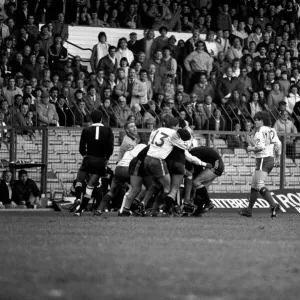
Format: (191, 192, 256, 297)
(91, 110, 103, 123)
(124, 121, 137, 136)
(161, 116, 179, 129)
(177, 129, 191, 141)
(253, 111, 271, 128)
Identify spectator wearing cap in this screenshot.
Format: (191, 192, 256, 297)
(184, 40, 213, 91)
(216, 4, 232, 33)
(23, 52, 41, 81)
(151, 26, 169, 57)
(97, 46, 118, 77)
(148, 0, 172, 30)
(84, 85, 102, 112)
(0, 14, 9, 39)
(52, 13, 69, 43)
(115, 38, 134, 67)
(37, 90, 59, 126)
(14, 170, 40, 208)
(2, 77, 23, 106)
(128, 32, 140, 57)
(90, 32, 110, 73)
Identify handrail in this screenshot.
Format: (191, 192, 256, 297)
(68, 53, 90, 63)
(65, 40, 92, 52)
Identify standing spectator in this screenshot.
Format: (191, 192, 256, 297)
(52, 13, 69, 43)
(217, 67, 239, 104)
(14, 170, 40, 208)
(73, 99, 91, 127)
(115, 38, 134, 67)
(148, 63, 161, 96)
(97, 46, 118, 77)
(23, 53, 41, 80)
(128, 32, 140, 57)
(14, 102, 35, 140)
(25, 15, 39, 42)
(38, 25, 53, 62)
(48, 34, 68, 80)
(285, 85, 300, 115)
(184, 40, 213, 92)
(90, 32, 110, 73)
(267, 82, 285, 111)
(254, 7, 270, 32)
(137, 29, 155, 61)
(237, 67, 253, 100)
(37, 91, 59, 126)
(248, 61, 264, 92)
(249, 92, 263, 118)
(148, 0, 172, 30)
(123, 4, 138, 29)
(2, 77, 23, 106)
(216, 3, 232, 33)
(151, 26, 169, 56)
(16, 0, 31, 28)
(139, 69, 152, 106)
(126, 68, 146, 106)
(227, 38, 243, 63)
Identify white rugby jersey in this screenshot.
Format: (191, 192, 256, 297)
(117, 144, 147, 167)
(253, 126, 281, 158)
(147, 127, 192, 159)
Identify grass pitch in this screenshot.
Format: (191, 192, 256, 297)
(0, 211, 299, 300)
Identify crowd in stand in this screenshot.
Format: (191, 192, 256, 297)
(0, 0, 300, 152)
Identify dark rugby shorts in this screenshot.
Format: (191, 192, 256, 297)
(129, 157, 145, 177)
(255, 157, 274, 174)
(166, 159, 185, 175)
(80, 155, 107, 176)
(113, 166, 130, 185)
(144, 156, 169, 178)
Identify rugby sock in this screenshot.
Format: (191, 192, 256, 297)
(196, 187, 210, 206)
(99, 194, 113, 212)
(77, 185, 93, 212)
(248, 188, 259, 211)
(75, 182, 83, 200)
(260, 187, 276, 208)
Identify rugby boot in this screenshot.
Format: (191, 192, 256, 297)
(201, 201, 214, 213)
(271, 204, 281, 219)
(238, 208, 252, 217)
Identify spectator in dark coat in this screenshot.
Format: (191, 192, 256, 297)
(217, 4, 232, 33)
(0, 171, 17, 207)
(248, 61, 265, 92)
(97, 46, 118, 77)
(52, 13, 69, 42)
(217, 67, 239, 104)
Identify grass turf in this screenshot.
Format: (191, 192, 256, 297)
(0, 212, 300, 300)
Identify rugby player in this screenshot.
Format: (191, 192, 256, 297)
(186, 146, 225, 217)
(74, 111, 114, 216)
(238, 111, 281, 218)
(94, 143, 147, 215)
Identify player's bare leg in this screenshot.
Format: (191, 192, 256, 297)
(164, 174, 184, 215)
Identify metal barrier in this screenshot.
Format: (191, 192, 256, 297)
(0, 126, 299, 199)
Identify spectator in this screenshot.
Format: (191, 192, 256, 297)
(0, 171, 17, 208)
(23, 53, 41, 81)
(101, 98, 117, 127)
(216, 3, 232, 33)
(192, 72, 215, 103)
(2, 77, 23, 106)
(237, 67, 253, 100)
(130, 103, 143, 128)
(0, 111, 9, 147)
(52, 13, 69, 42)
(55, 94, 74, 127)
(249, 92, 263, 118)
(148, 0, 172, 30)
(267, 82, 285, 111)
(285, 85, 300, 115)
(84, 85, 102, 112)
(37, 25, 53, 62)
(123, 4, 138, 29)
(128, 32, 140, 57)
(115, 38, 134, 67)
(273, 110, 298, 161)
(126, 68, 146, 107)
(114, 96, 132, 128)
(184, 40, 213, 91)
(13, 170, 40, 208)
(227, 123, 244, 149)
(0, 100, 12, 125)
(97, 46, 118, 76)
(202, 95, 217, 119)
(25, 15, 39, 42)
(0, 14, 9, 39)
(14, 103, 35, 140)
(90, 32, 110, 73)
(73, 99, 91, 127)
(37, 91, 59, 126)
(203, 108, 226, 132)
(152, 26, 169, 55)
(227, 37, 243, 63)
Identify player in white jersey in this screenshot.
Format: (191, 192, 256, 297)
(238, 111, 281, 218)
(144, 116, 192, 197)
(93, 144, 147, 215)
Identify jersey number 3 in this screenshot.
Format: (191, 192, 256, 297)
(151, 132, 168, 147)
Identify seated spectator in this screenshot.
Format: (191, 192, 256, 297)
(55, 94, 74, 127)
(120, 57, 130, 77)
(0, 112, 9, 147)
(227, 122, 244, 149)
(88, 11, 109, 27)
(249, 92, 263, 118)
(101, 98, 117, 127)
(14, 103, 35, 140)
(227, 38, 243, 63)
(90, 32, 110, 73)
(37, 91, 59, 126)
(73, 99, 91, 127)
(84, 85, 101, 112)
(114, 96, 132, 128)
(192, 72, 215, 103)
(273, 110, 298, 161)
(143, 100, 159, 126)
(267, 81, 285, 111)
(13, 170, 40, 208)
(2, 77, 23, 106)
(285, 85, 300, 115)
(130, 103, 143, 128)
(184, 102, 202, 130)
(0, 100, 12, 125)
(115, 38, 134, 67)
(0, 171, 17, 208)
(202, 95, 217, 119)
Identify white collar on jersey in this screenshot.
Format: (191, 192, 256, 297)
(91, 123, 104, 126)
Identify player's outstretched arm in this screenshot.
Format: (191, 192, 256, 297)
(184, 150, 207, 166)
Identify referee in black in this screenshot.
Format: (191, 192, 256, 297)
(74, 110, 114, 216)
